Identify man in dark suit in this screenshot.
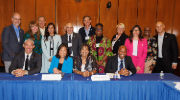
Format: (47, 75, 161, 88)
(61, 23, 82, 57)
(1, 13, 24, 73)
(105, 45, 136, 76)
(9, 39, 42, 77)
(153, 22, 178, 73)
(78, 15, 95, 43)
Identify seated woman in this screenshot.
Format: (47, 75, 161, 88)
(73, 43, 98, 77)
(48, 43, 73, 73)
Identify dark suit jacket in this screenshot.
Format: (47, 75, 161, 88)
(154, 32, 178, 67)
(105, 55, 136, 74)
(111, 33, 128, 54)
(73, 55, 98, 72)
(1, 24, 24, 61)
(61, 33, 82, 57)
(78, 26, 96, 43)
(9, 51, 42, 75)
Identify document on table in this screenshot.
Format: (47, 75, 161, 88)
(91, 75, 110, 81)
(42, 74, 62, 81)
(174, 82, 180, 90)
(106, 73, 120, 79)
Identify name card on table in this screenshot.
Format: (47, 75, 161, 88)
(91, 75, 110, 81)
(42, 74, 62, 81)
(106, 73, 121, 79)
(175, 82, 180, 90)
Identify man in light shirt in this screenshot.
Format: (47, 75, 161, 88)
(37, 16, 46, 36)
(105, 45, 136, 76)
(9, 39, 42, 77)
(153, 22, 178, 73)
(1, 13, 24, 73)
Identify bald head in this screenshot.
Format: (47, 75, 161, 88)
(156, 22, 165, 35)
(66, 23, 73, 34)
(118, 45, 127, 60)
(11, 13, 21, 28)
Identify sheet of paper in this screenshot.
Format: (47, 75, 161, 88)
(106, 73, 120, 79)
(175, 82, 180, 90)
(42, 74, 62, 81)
(91, 75, 110, 81)
(85, 36, 90, 40)
(68, 43, 72, 47)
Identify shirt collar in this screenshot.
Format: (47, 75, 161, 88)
(67, 33, 73, 37)
(25, 52, 32, 58)
(118, 56, 125, 62)
(158, 32, 165, 38)
(84, 25, 91, 31)
(12, 24, 20, 31)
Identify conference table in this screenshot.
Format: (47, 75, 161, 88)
(0, 73, 180, 100)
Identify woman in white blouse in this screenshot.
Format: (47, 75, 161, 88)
(125, 25, 147, 73)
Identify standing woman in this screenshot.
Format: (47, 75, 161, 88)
(41, 23, 62, 73)
(87, 23, 113, 73)
(111, 23, 128, 55)
(125, 25, 147, 73)
(24, 21, 42, 54)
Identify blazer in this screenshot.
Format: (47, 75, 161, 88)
(105, 55, 136, 74)
(78, 26, 96, 43)
(48, 56, 73, 73)
(9, 51, 42, 75)
(125, 38, 148, 68)
(154, 32, 178, 67)
(1, 24, 24, 61)
(61, 33, 82, 57)
(111, 33, 129, 54)
(73, 55, 98, 72)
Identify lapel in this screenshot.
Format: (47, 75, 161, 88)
(10, 24, 19, 43)
(125, 56, 127, 69)
(29, 51, 35, 66)
(19, 29, 23, 42)
(162, 32, 168, 55)
(72, 33, 76, 43)
(89, 27, 93, 36)
(137, 40, 141, 57)
(20, 51, 25, 68)
(115, 55, 118, 70)
(64, 34, 68, 43)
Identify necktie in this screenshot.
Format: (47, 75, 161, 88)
(69, 35, 72, 55)
(25, 55, 29, 70)
(119, 60, 123, 71)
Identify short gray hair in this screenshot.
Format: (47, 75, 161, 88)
(24, 38, 34, 44)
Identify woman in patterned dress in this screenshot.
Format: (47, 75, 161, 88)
(24, 21, 42, 54)
(87, 23, 113, 73)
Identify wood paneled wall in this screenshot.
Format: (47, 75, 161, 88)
(1, 0, 180, 67)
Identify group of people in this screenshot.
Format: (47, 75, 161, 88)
(1, 13, 178, 77)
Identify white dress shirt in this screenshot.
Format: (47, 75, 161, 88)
(116, 57, 132, 75)
(132, 40, 138, 56)
(39, 27, 45, 36)
(81, 64, 85, 72)
(67, 33, 74, 56)
(158, 32, 164, 58)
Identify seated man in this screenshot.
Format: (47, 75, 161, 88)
(9, 39, 42, 77)
(105, 45, 136, 76)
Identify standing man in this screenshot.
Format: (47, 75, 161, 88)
(1, 13, 24, 73)
(37, 16, 46, 36)
(78, 15, 95, 43)
(143, 26, 157, 73)
(61, 23, 82, 57)
(153, 22, 178, 73)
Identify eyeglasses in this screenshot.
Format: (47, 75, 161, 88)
(133, 30, 140, 32)
(13, 18, 21, 21)
(96, 28, 103, 31)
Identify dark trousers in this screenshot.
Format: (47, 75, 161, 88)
(152, 58, 174, 73)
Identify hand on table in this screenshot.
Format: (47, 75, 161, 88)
(118, 68, 130, 76)
(53, 68, 62, 74)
